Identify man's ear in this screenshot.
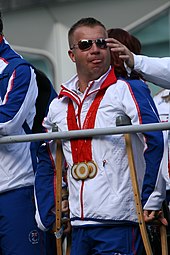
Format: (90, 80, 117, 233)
(68, 50, 76, 62)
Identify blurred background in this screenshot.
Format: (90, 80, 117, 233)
(0, 0, 169, 95)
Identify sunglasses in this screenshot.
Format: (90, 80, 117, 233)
(71, 38, 107, 51)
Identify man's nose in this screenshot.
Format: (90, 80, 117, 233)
(90, 42, 100, 52)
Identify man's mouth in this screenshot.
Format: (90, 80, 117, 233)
(91, 59, 102, 64)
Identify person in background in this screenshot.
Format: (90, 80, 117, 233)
(107, 28, 142, 79)
(153, 89, 170, 247)
(154, 89, 170, 204)
(106, 37, 170, 89)
(35, 18, 166, 255)
(107, 29, 170, 217)
(0, 12, 56, 255)
(108, 27, 169, 254)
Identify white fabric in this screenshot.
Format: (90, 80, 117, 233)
(134, 54, 170, 88)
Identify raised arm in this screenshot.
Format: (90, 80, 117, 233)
(106, 38, 170, 89)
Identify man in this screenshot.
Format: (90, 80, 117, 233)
(108, 35, 170, 206)
(154, 89, 170, 190)
(0, 12, 56, 255)
(106, 37, 170, 88)
(153, 89, 170, 205)
(35, 17, 166, 254)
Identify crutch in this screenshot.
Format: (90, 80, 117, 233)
(55, 138, 71, 255)
(116, 115, 153, 255)
(55, 138, 63, 255)
(160, 215, 168, 255)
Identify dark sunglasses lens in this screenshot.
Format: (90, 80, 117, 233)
(78, 40, 92, 50)
(96, 39, 107, 49)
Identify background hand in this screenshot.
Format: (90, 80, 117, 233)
(106, 38, 134, 68)
(143, 210, 168, 226)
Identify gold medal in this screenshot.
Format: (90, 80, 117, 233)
(71, 161, 98, 180)
(71, 164, 79, 180)
(76, 162, 89, 180)
(87, 161, 98, 178)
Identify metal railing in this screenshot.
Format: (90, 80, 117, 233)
(0, 121, 170, 144)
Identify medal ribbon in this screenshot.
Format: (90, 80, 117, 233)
(67, 68, 117, 164)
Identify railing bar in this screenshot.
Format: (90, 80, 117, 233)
(0, 122, 170, 144)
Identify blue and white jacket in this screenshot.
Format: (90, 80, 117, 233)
(0, 35, 38, 193)
(35, 67, 166, 231)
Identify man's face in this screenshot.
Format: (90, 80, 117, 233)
(68, 25, 111, 83)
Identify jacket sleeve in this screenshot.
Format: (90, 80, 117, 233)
(35, 135, 67, 231)
(34, 140, 56, 231)
(133, 54, 170, 89)
(120, 79, 166, 210)
(35, 100, 67, 231)
(0, 64, 38, 135)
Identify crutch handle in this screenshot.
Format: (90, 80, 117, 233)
(116, 115, 131, 126)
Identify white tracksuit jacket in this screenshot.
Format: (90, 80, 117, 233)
(0, 36, 38, 193)
(35, 67, 166, 230)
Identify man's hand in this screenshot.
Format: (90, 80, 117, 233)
(62, 199, 69, 213)
(106, 38, 134, 68)
(62, 200, 71, 234)
(143, 210, 168, 226)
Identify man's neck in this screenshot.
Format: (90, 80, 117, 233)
(77, 80, 88, 93)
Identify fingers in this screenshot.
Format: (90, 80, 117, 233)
(106, 38, 134, 68)
(62, 200, 69, 212)
(159, 216, 168, 226)
(63, 220, 72, 235)
(61, 199, 71, 234)
(143, 210, 168, 226)
(106, 38, 125, 53)
(157, 211, 168, 226)
(143, 210, 155, 222)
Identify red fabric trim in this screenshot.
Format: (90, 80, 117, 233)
(59, 86, 81, 105)
(100, 67, 117, 90)
(124, 80, 142, 124)
(80, 181, 84, 219)
(4, 69, 16, 104)
(0, 57, 8, 64)
(0, 35, 3, 44)
(132, 226, 137, 255)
